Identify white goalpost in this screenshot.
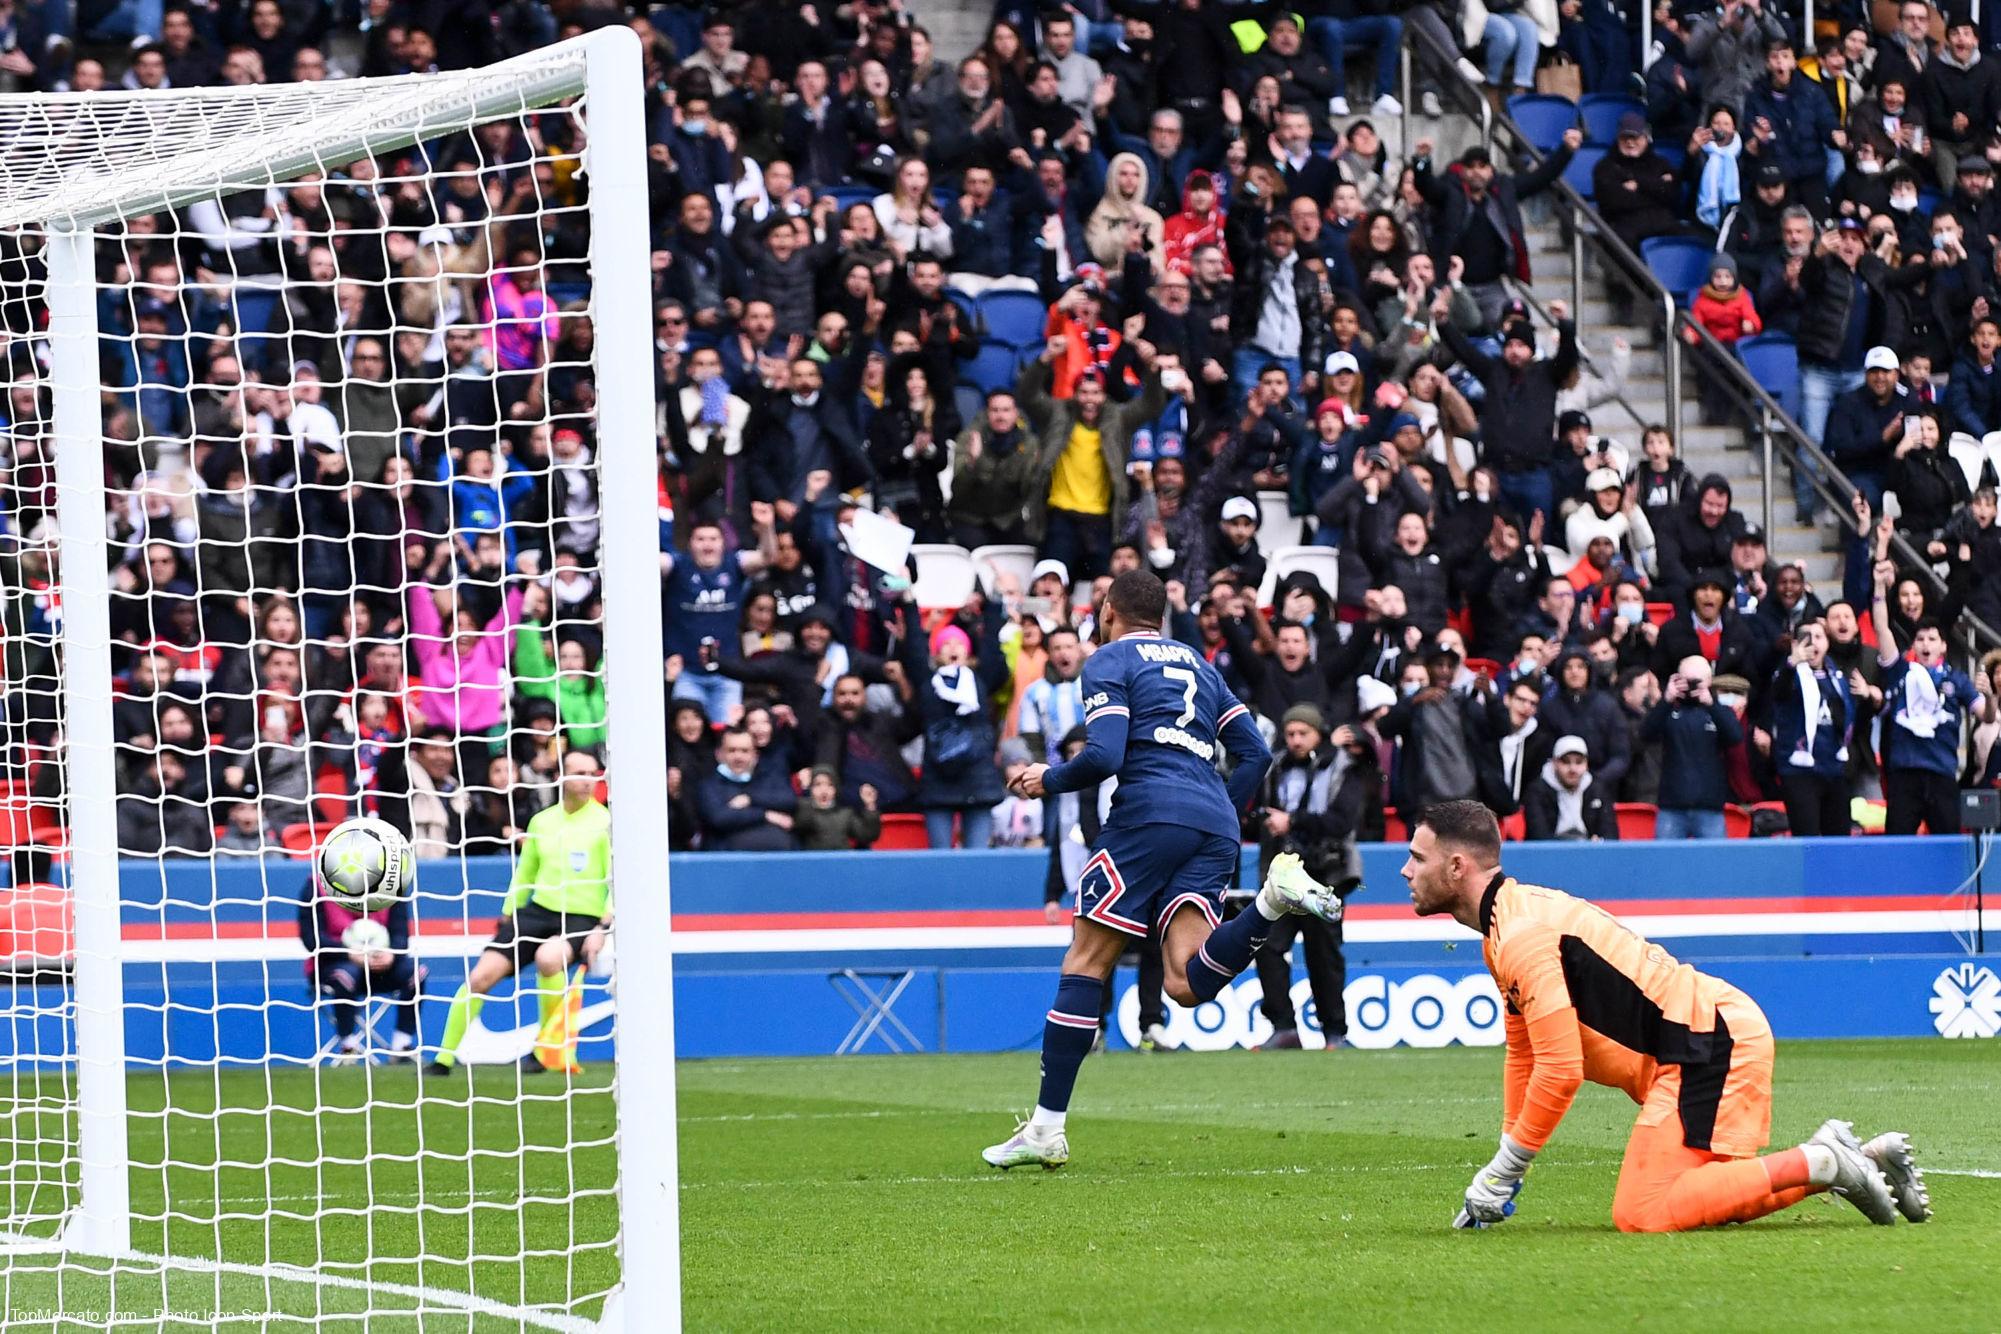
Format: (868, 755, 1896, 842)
(0, 26, 678, 1329)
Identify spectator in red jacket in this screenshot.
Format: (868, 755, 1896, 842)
(1684, 252, 1762, 424)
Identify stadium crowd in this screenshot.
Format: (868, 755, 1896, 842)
(0, 0, 1995, 883)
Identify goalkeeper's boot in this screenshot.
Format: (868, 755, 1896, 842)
(1261, 852, 1344, 922)
(1810, 1119, 1900, 1225)
(1850, 1129, 1931, 1222)
(981, 1122, 1069, 1171)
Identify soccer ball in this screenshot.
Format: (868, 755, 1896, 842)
(340, 918, 391, 956)
(316, 817, 413, 911)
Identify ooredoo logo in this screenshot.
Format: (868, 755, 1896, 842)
(1116, 971, 1504, 1050)
(1930, 963, 2001, 1039)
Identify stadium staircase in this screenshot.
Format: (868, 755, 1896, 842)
(1514, 221, 1846, 588)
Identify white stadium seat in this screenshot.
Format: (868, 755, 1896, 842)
(970, 543, 1038, 598)
(910, 544, 978, 610)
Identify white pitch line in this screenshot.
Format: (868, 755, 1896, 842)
(1929, 1168, 2001, 1179)
(109, 1247, 600, 1332)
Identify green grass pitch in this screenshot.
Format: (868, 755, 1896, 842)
(0, 1039, 1994, 1330)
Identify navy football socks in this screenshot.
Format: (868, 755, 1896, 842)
(1032, 973, 1104, 1125)
(1184, 904, 1273, 1003)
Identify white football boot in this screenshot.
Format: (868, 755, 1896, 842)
(1262, 852, 1344, 922)
(982, 1122, 1069, 1171)
(1827, 1123, 1933, 1223)
(1809, 1119, 1900, 1225)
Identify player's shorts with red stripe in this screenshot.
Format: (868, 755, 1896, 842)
(1075, 824, 1240, 939)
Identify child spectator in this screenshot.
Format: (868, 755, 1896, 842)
(1684, 253, 1761, 424)
(794, 767, 882, 850)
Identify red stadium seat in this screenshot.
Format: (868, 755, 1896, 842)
(312, 771, 352, 826)
(1464, 657, 1502, 681)
(280, 823, 319, 859)
(1614, 802, 1658, 840)
(0, 882, 73, 966)
(1381, 808, 1408, 843)
(1645, 602, 1674, 627)
(1746, 801, 1790, 836)
(875, 813, 929, 850)
(1722, 805, 1753, 838)
(1498, 811, 1526, 841)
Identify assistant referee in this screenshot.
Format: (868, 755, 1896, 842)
(429, 748, 613, 1076)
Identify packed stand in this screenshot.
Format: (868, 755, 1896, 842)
(0, 0, 1985, 874)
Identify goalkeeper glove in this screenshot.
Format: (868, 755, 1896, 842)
(1452, 1134, 1536, 1230)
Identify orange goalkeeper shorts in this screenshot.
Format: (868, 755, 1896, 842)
(1630, 986, 1775, 1159)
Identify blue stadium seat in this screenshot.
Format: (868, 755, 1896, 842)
(1738, 333, 1800, 421)
(1561, 145, 1608, 202)
(944, 287, 979, 328)
(823, 183, 877, 214)
(1578, 94, 1646, 146)
(1640, 236, 1715, 304)
(954, 380, 985, 430)
(1654, 143, 1686, 171)
(979, 290, 1049, 347)
(968, 342, 1021, 394)
(1505, 93, 1579, 153)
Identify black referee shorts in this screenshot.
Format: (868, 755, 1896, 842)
(485, 903, 604, 972)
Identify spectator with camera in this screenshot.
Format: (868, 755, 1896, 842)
(1644, 655, 1745, 839)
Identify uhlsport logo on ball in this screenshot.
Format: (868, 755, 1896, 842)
(1117, 972, 1505, 1050)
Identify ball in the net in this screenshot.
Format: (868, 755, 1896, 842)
(317, 817, 414, 912)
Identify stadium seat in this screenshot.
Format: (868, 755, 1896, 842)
(1464, 657, 1502, 680)
(0, 883, 73, 968)
(1645, 601, 1675, 627)
(1947, 432, 1986, 494)
(978, 290, 1049, 348)
(1653, 143, 1686, 171)
(910, 544, 979, 610)
(967, 341, 1020, 394)
(1639, 237, 1714, 306)
(823, 184, 876, 214)
(313, 772, 352, 826)
(875, 813, 929, 850)
(1736, 333, 1800, 421)
(1505, 93, 1579, 153)
(1381, 808, 1409, 843)
(971, 543, 1038, 597)
(1256, 490, 1301, 551)
(1561, 145, 1608, 202)
(1498, 810, 1527, 841)
(1746, 800, 1791, 835)
(1723, 805, 1753, 838)
(1614, 802, 1658, 840)
(1264, 546, 1339, 607)
(1541, 544, 1575, 576)
(943, 287, 980, 329)
(280, 823, 319, 859)
(953, 381, 985, 434)
(1577, 94, 1645, 146)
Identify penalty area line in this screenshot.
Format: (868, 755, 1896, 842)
(94, 1248, 600, 1332)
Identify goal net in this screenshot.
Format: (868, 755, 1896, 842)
(0, 28, 676, 1330)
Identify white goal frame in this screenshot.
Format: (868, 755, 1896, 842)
(21, 26, 680, 1329)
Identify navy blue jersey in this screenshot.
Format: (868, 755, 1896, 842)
(1045, 631, 1272, 840)
(662, 550, 748, 662)
(1881, 658, 1976, 777)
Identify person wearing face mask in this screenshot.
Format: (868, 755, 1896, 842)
(696, 725, 800, 851)
(1643, 655, 1744, 839)
(1605, 581, 1662, 671)
(1379, 642, 1485, 822)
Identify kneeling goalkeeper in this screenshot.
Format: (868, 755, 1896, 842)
(1402, 801, 1931, 1233)
(429, 748, 612, 1077)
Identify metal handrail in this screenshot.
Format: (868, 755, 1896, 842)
(1396, 16, 2000, 651)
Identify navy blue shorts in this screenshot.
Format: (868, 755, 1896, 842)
(1075, 824, 1239, 939)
